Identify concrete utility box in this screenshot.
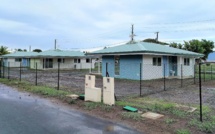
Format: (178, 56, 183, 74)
(85, 87, 101, 102)
(103, 77, 115, 105)
(85, 75, 95, 88)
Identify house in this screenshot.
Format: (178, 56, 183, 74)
(1, 52, 38, 67)
(89, 41, 204, 80)
(207, 51, 215, 62)
(1, 50, 96, 70)
(29, 49, 96, 70)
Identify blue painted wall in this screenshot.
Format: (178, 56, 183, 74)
(163, 56, 169, 77)
(102, 55, 142, 80)
(22, 58, 30, 67)
(102, 56, 115, 77)
(118, 55, 142, 80)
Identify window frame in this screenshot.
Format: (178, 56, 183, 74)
(15, 58, 22, 62)
(152, 57, 162, 66)
(86, 58, 90, 63)
(57, 58, 65, 63)
(114, 56, 120, 75)
(74, 58, 80, 63)
(184, 58, 190, 66)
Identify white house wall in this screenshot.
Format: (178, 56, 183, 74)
(6, 59, 20, 67)
(175, 56, 195, 77)
(34, 58, 96, 70)
(142, 55, 163, 80)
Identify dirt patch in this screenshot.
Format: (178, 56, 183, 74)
(4, 68, 215, 108)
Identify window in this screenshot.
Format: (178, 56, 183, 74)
(153, 57, 161, 66)
(15, 58, 22, 62)
(115, 56, 120, 75)
(58, 58, 65, 63)
(86, 58, 90, 63)
(184, 58, 190, 66)
(74, 59, 80, 63)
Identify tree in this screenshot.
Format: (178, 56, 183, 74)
(169, 39, 214, 60)
(169, 42, 183, 49)
(33, 49, 42, 53)
(16, 49, 27, 52)
(201, 39, 214, 60)
(143, 38, 169, 45)
(183, 40, 204, 53)
(0, 46, 10, 55)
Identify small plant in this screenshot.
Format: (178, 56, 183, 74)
(171, 109, 186, 118)
(189, 118, 215, 133)
(84, 102, 101, 110)
(176, 129, 190, 134)
(101, 105, 113, 112)
(121, 112, 142, 121)
(165, 118, 176, 125)
(68, 99, 76, 104)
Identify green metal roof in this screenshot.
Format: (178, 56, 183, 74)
(1, 50, 85, 58)
(90, 42, 204, 57)
(1, 52, 39, 58)
(36, 49, 85, 57)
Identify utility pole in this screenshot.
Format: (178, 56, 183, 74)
(55, 39, 57, 50)
(130, 24, 136, 43)
(29, 45, 31, 52)
(155, 32, 159, 42)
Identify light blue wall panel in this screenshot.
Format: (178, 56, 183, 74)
(102, 56, 115, 77)
(163, 56, 169, 77)
(118, 55, 142, 80)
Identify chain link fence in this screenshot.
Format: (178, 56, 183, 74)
(0, 61, 215, 107)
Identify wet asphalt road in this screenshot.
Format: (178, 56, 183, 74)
(0, 83, 141, 134)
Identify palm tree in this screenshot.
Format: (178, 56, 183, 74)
(0, 46, 10, 55)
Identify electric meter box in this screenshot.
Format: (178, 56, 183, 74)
(103, 77, 115, 105)
(85, 87, 101, 102)
(85, 75, 95, 88)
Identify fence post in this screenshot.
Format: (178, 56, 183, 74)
(8, 62, 10, 79)
(20, 62, 22, 81)
(194, 64, 196, 84)
(57, 62, 60, 90)
(181, 64, 183, 88)
(211, 65, 212, 80)
(0, 60, 1, 78)
(204, 65, 205, 82)
(140, 63, 142, 97)
(2, 61, 4, 78)
(35, 63, 37, 86)
(98, 62, 101, 74)
(106, 62, 109, 77)
(164, 64, 166, 91)
(199, 63, 203, 122)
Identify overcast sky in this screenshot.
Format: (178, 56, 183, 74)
(0, 0, 215, 51)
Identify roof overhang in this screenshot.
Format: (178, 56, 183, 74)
(88, 51, 204, 58)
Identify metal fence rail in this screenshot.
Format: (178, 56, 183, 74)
(0, 61, 214, 98)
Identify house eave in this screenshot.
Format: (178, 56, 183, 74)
(88, 51, 203, 57)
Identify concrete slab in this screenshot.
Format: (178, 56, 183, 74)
(141, 112, 164, 120)
(66, 94, 79, 100)
(176, 104, 197, 113)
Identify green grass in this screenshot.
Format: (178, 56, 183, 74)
(0, 78, 70, 98)
(176, 129, 191, 134)
(189, 106, 215, 133)
(116, 99, 176, 113)
(121, 112, 142, 121)
(84, 102, 102, 110)
(164, 118, 176, 125)
(84, 102, 114, 112)
(189, 118, 215, 133)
